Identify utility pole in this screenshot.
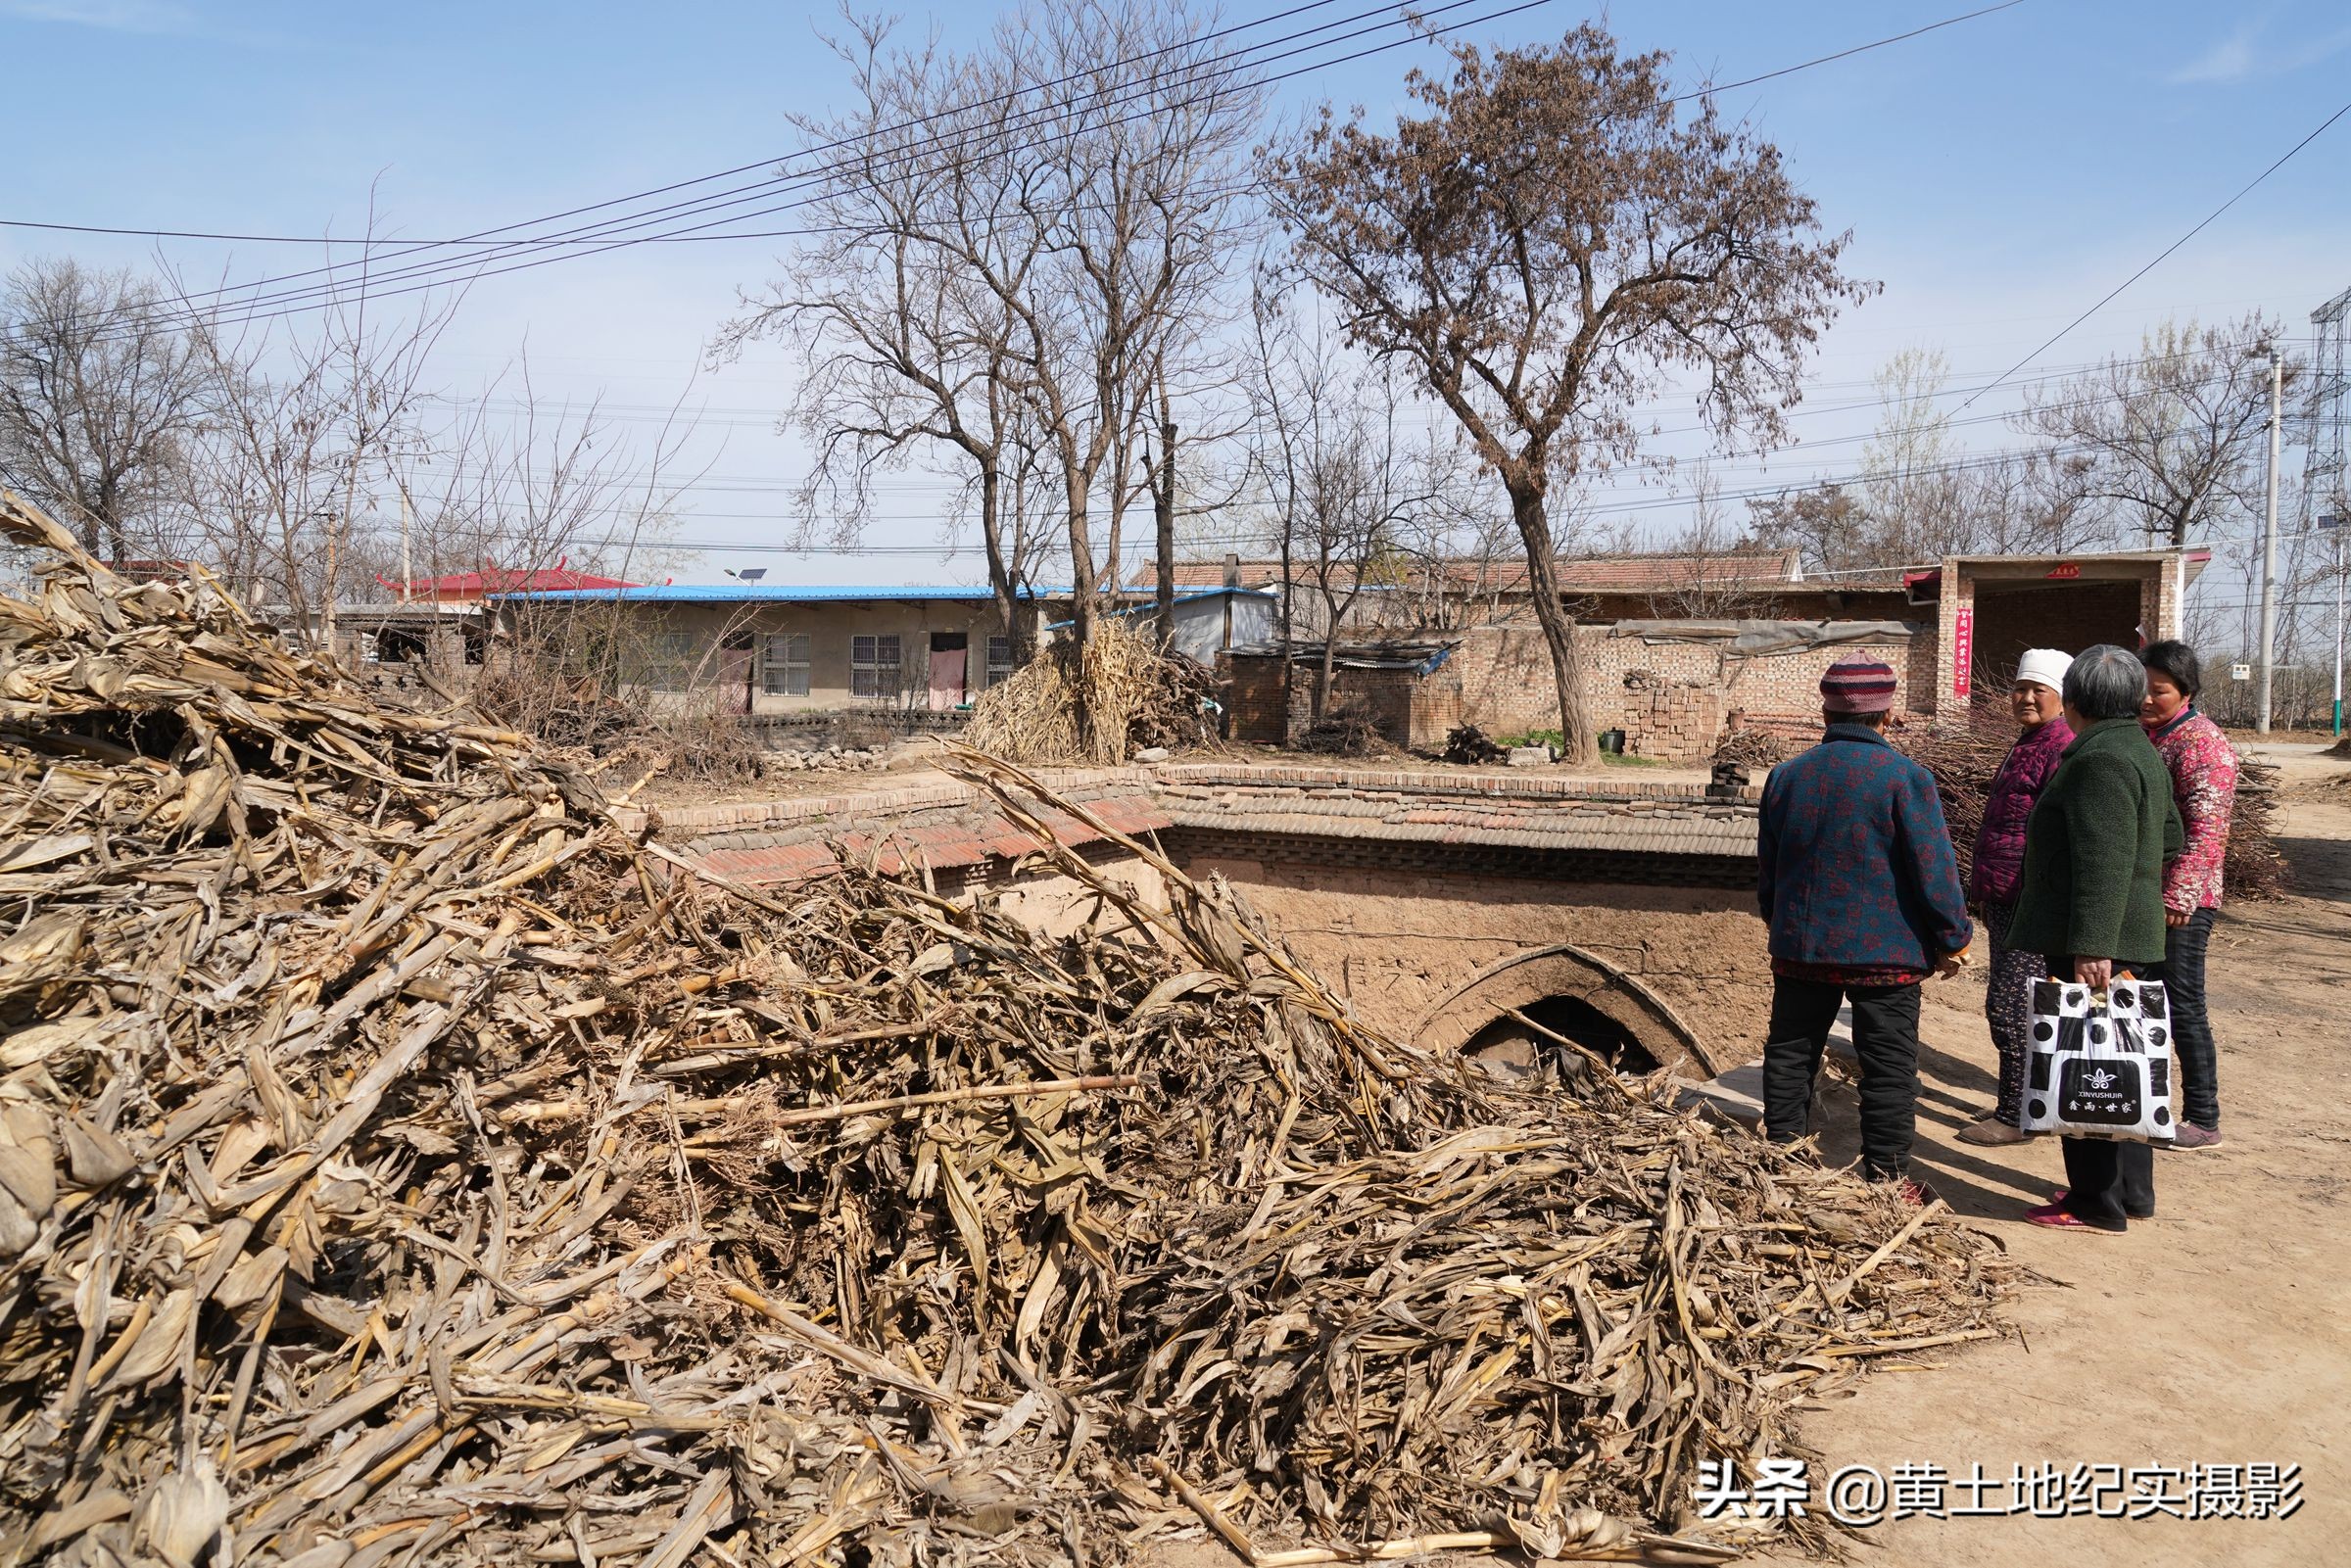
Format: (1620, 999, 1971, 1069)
(399, 489, 414, 606)
(2257, 344, 2282, 734)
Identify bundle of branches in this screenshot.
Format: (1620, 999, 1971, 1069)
(1899, 714, 2289, 900)
(1295, 715, 1390, 757)
(2228, 761, 2290, 900)
(1441, 724, 1507, 765)
(965, 620, 1213, 765)
(0, 493, 2011, 1568)
(1711, 728, 1806, 770)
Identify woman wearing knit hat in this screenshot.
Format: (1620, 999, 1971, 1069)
(1957, 648, 2076, 1146)
(1756, 654, 1973, 1200)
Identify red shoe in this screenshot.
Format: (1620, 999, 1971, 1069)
(2024, 1200, 2117, 1233)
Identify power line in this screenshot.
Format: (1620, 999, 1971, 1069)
(1662, 0, 2030, 107)
(0, 0, 1354, 252)
(1956, 95, 2351, 411)
(120, 0, 1501, 328)
(22, 0, 2024, 341)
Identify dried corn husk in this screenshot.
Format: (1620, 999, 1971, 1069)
(0, 491, 2009, 1567)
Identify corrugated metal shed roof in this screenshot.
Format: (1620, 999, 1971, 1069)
(1043, 585, 1277, 631)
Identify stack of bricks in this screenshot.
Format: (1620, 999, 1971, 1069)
(1613, 669, 1726, 759)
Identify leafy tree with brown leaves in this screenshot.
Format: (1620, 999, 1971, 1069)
(1266, 24, 1867, 759)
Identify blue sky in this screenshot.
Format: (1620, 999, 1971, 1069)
(5, 0, 2348, 583)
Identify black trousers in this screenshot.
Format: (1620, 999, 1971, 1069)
(2166, 908, 2221, 1131)
(1763, 976, 1921, 1182)
(2049, 950, 2165, 1231)
(2060, 1137, 2156, 1230)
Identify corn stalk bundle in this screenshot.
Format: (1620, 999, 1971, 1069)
(1, 492, 2008, 1568)
(964, 621, 1213, 766)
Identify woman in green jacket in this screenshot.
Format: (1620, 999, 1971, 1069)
(2007, 645, 2185, 1234)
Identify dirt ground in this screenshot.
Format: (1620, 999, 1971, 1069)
(1744, 744, 2351, 1565)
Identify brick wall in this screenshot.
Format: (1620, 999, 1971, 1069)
(1451, 623, 1929, 750)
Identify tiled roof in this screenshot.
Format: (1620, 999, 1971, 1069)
(1134, 551, 1809, 597)
(506, 583, 1062, 604)
(384, 567, 640, 599)
(674, 786, 1173, 886)
(644, 762, 1761, 891)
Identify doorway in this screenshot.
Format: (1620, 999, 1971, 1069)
(928, 632, 969, 711)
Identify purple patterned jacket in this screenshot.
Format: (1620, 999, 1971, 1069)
(1968, 716, 2076, 906)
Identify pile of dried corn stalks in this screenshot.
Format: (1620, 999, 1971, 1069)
(0, 491, 2010, 1568)
(964, 619, 1216, 765)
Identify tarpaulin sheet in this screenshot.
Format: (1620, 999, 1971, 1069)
(1606, 619, 1922, 656)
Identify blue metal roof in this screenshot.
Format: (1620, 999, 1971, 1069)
(1043, 585, 1277, 631)
(504, 584, 1064, 604)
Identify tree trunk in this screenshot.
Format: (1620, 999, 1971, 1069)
(1063, 471, 1098, 745)
(1510, 482, 1594, 763)
(1154, 415, 1176, 647)
(978, 464, 1029, 668)
(1314, 635, 1336, 725)
(1277, 513, 1295, 741)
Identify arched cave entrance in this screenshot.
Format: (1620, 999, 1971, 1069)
(1415, 943, 1714, 1083)
(1461, 992, 1662, 1077)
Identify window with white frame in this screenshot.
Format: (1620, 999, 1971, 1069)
(760, 633, 810, 695)
(850, 634, 901, 700)
(985, 635, 1015, 688)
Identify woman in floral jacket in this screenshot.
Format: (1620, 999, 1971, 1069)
(1958, 648, 2075, 1145)
(2139, 641, 2238, 1149)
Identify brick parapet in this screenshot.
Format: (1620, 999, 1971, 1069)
(1155, 761, 1762, 807)
(646, 756, 1765, 891)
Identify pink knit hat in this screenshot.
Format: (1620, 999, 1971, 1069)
(1820, 655, 1898, 714)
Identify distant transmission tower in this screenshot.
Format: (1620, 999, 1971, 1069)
(2304, 285, 2351, 528)
(2303, 285, 2351, 733)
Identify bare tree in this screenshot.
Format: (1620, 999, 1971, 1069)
(1268, 24, 1867, 760)
(1649, 465, 1777, 619)
(0, 258, 212, 560)
(1244, 288, 1439, 721)
(173, 277, 460, 643)
(1748, 482, 1872, 576)
(720, 18, 1047, 663)
(729, 0, 1254, 700)
(2019, 313, 2293, 549)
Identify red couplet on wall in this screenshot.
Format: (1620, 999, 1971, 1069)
(1952, 607, 1974, 700)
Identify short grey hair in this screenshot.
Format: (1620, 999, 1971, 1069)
(2063, 644, 2147, 721)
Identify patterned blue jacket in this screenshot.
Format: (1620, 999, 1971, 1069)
(1757, 725, 1972, 976)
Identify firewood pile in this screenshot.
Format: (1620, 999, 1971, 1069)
(1, 492, 2012, 1567)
